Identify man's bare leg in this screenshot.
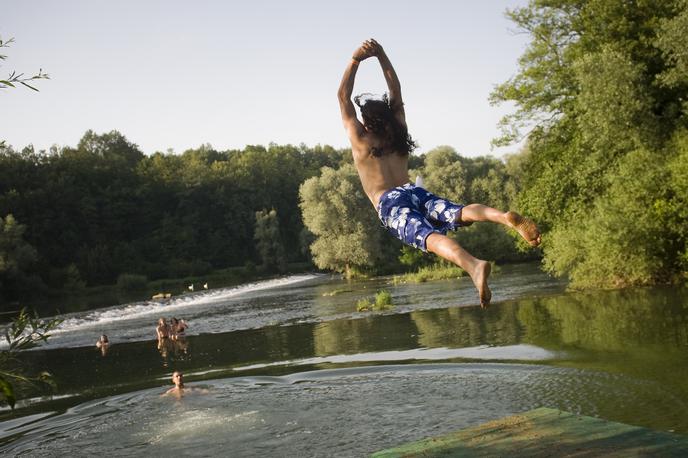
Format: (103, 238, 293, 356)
(459, 204, 542, 247)
(425, 233, 492, 307)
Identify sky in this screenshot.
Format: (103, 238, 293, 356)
(2, 0, 530, 157)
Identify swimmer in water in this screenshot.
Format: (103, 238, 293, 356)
(170, 317, 188, 340)
(95, 334, 109, 356)
(156, 317, 170, 340)
(162, 371, 209, 398)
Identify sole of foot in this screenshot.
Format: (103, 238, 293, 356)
(506, 211, 542, 247)
(473, 261, 492, 308)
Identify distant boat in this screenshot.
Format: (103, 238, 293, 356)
(152, 292, 172, 300)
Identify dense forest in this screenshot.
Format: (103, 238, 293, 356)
(0, 132, 348, 304)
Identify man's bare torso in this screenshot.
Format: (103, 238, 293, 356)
(351, 133, 410, 208)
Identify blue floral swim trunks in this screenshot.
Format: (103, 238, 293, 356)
(377, 183, 469, 252)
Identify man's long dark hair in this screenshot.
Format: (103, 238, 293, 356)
(354, 93, 417, 157)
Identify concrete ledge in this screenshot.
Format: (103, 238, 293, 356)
(372, 408, 688, 457)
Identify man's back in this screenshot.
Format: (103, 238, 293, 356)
(350, 135, 410, 207)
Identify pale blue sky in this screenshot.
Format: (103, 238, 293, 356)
(2, 0, 529, 156)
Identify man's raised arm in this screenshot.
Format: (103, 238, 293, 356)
(338, 41, 375, 138)
(369, 39, 405, 122)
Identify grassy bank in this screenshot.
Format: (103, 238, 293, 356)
(392, 262, 499, 284)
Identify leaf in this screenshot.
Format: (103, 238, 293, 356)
(20, 81, 39, 92)
(0, 375, 16, 410)
(0, 80, 15, 88)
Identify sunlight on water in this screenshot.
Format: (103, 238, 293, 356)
(144, 409, 261, 445)
(230, 344, 561, 372)
(55, 274, 322, 333)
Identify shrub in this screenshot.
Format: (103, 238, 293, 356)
(356, 290, 394, 312)
(374, 290, 393, 310)
(356, 298, 373, 312)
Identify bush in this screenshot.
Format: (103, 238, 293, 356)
(374, 290, 393, 309)
(356, 290, 394, 312)
(356, 298, 373, 312)
(116, 273, 148, 292)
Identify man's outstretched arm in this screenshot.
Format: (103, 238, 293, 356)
(338, 41, 375, 139)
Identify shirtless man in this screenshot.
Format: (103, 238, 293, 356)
(163, 371, 186, 397)
(156, 317, 170, 340)
(337, 39, 541, 307)
(95, 334, 109, 356)
(162, 371, 208, 398)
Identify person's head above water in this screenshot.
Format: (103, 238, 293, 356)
(172, 371, 184, 389)
(99, 334, 108, 343)
(354, 93, 417, 157)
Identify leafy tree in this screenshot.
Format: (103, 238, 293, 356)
(491, 0, 688, 287)
(0, 214, 43, 302)
(299, 165, 390, 277)
(415, 148, 531, 264)
(254, 208, 286, 273)
(421, 146, 467, 202)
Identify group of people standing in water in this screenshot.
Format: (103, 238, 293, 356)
(156, 316, 189, 341)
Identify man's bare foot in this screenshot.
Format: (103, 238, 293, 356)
(472, 260, 492, 308)
(505, 211, 542, 247)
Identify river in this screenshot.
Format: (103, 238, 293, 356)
(1, 263, 687, 456)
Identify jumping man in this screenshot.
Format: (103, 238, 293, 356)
(337, 39, 541, 307)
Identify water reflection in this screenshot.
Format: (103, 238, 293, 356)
(157, 337, 190, 367)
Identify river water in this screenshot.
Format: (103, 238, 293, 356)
(1, 263, 687, 456)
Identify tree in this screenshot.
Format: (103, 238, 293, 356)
(420, 146, 467, 203)
(415, 149, 531, 264)
(491, 0, 688, 287)
(0, 214, 43, 303)
(254, 208, 286, 273)
(299, 164, 391, 277)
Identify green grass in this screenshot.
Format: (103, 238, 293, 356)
(393, 265, 467, 284)
(392, 263, 500, 284)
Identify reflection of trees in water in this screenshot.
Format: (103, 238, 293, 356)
(260, 325, 314, 361)
(411, 308, 482, 349)
(313, 315, 418, 356)
(517, 286, 688, 425)
(517, 287, 688, 352)
(410, 305, 522, 349)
